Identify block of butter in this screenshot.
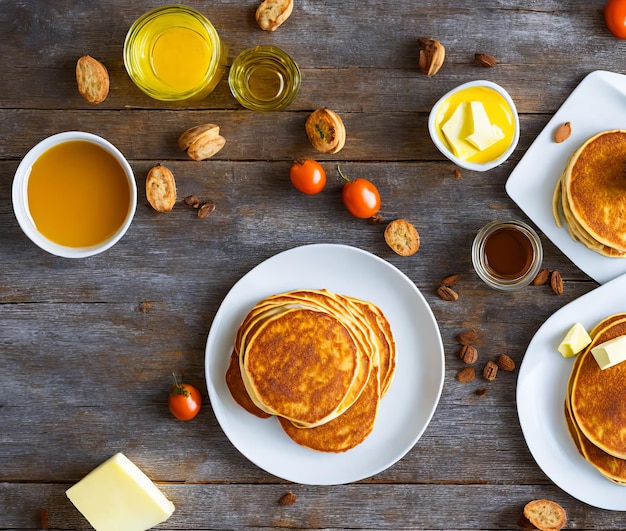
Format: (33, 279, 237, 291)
(441, 102, 478, 160)
(591, 334, 626, 370)
(558, 322, 592, 358)
(66, 453, 175, 531)
(465, 101, 504, 151)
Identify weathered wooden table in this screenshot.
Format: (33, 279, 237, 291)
(2, 1, 626, 529)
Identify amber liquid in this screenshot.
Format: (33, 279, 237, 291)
(27, 141, 131, 247)
(484, 227, 533, 278)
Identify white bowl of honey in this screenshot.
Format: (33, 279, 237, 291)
(472, 220, 543, 291)
(428, 80, 520, 171)
(12, 132, 137, 258)
(124, 5, 224, 102)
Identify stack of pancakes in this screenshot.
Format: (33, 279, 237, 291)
(552, 130, 626, 257)
(565, 313, 626, 484)
(225, 289, 396, 453)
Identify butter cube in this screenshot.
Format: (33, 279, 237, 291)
(66, 453, 174, 531)
(441, 102, 478, 160)
(591, 334, 626, 370)
(465, 101, 505, 151)
(558, 322, 592, 358)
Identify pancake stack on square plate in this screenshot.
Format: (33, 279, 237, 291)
(225, 288, 396, 453)
(565, 313, 626, 484)
(553, 130, 626, 257)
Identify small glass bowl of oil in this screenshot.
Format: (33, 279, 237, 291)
(428, 80, 520, 171)
(228, 45, 301, 112)
(124, 5, 224, 101)
(472, 220, 543, 291)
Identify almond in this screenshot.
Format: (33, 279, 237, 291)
(554, 122, 572, 143)
(76, 55, 109, 104)
(278, 491, 297, 505)
(474, 53, 497, 67)
(146, 164, 176, 213)
(441, 274, 460, 286)
(456, 329, 478, 345)
(456, 367, 475, 383)
(495, 353, 515, 372)
(532, 268, 550, 286)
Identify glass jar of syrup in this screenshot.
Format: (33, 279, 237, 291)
(472, 220, 543, 291)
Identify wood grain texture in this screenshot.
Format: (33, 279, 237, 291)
(1, 0, 624, 529)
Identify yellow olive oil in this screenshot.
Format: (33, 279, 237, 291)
(229, 46, 300, 112)
(124, 6, 223, 101)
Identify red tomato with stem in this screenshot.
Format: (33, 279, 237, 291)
(338, 165, 381, 218)
(605, 0, 626, 38)
(168, 373, 202, 421)
(289, 159, 326, 194)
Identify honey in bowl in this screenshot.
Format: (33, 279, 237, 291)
(124, 5, 224, 101)
(27, 140, 132, 248)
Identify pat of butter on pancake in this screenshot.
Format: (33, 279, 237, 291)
(591, 334, 626, 370)
(558, 322, 592, 358)
(66, 453, 174, 531)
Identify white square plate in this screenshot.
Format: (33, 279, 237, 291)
(506, 70, 626, 284)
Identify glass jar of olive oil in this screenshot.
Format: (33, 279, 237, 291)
(228, 46, 301, 112)
(124, 5, 224, 101)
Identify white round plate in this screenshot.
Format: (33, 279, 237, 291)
(517, 272, 626, 510)
(205, 244, 444, 485)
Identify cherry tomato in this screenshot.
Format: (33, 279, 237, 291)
(605, 0, 626, 38)
(289, 159, 326, 194)
(338, 166, 381, 218)
(168, 373, 202, 421)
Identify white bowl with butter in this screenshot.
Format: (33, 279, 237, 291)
(428, 80, 520, 171)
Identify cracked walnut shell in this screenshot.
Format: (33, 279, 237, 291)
(178, 123, 226, 161)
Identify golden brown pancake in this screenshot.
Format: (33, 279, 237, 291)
(226, 289, 396, 452)
(553, 130, 626, 256)
(241, 307, 361, 426)
(570, 317, 626, 459)
(225, 349, 271, 419)
(279, 366, 380, 453)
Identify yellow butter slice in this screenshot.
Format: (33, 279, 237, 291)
(591, 334, 626, 370)
(558, 322, 591, 358)
(66, 453, 175, 531)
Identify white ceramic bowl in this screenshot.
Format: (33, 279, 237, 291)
(12, 131, 137, 258)
(428, 80, 520, 172)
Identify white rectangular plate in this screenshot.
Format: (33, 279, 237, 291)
(506, 70, 626, 284)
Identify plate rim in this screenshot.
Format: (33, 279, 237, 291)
(516, 272, 626, 510)
(205, 243, 445, 485)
